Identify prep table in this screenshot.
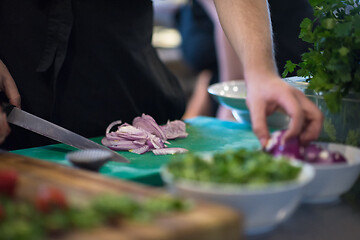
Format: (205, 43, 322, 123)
(9, 116, 360, 239)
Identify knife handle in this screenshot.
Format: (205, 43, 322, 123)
(0, 92, 15, 116)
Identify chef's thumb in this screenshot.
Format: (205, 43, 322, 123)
(4, 80, 21, 109)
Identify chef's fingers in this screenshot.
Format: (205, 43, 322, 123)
(295, 90, 323, 144)
(0, 112, 10, 144)
(3, 77, 21, 108)
(0, 60, 21, 108)
(279, 90, 304, 144)
(247, 99, 269, 148)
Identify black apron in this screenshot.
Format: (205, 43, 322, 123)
(0, 0, 186, 150)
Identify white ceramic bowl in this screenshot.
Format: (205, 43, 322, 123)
(161, 160, 315, 235)
(207, 81, 290, 129)
(302, 142, 360, 203)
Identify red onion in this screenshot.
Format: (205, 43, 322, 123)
(133, 114, 167, 140)
(102, 114, 188, 155)
(265, 130, 304, 160)
(152, 148, 189, 155)
(330, 151, 347, 163)
(160, 120, 188, 139)
(130, 145, 150, 155)
(303, 144, 323, 163)
(265, 130, 347, 164)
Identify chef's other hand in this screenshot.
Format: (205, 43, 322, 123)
(246, 73, 323, 148)
(0, 110, 10, 143)
(0, 59, 21, 108)
(0, 59, 20, 144)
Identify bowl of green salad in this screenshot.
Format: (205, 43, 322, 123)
(161, 149, 315, 235)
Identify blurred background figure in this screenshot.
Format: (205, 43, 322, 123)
(176, 0, 314, 121)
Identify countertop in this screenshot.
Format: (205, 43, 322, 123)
(10, 116, 360, 240)
(247, 200, 360, 240)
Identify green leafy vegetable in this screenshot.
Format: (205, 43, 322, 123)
(168, 149, 301, 185)
(283, 0, 360, 112)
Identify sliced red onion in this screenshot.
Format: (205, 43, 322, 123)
(265, 130, 347, 164)
(152, 148, 189, 155)
(265, 131, 283, 154)
(303, 144, 346, 164)
(316, 149, 333, 164)
(102, 114, 188, 155)
(101, 137, 111, 146)
(105, 120, 122, 135)
(303, 144, 323, 163)
(130, 145, 150, 154)
(331, 151, 347, 163)
(111, 124, 148, 140)
(160, 120, 188, 139)
(265, 130, 304, 160)
(133, 114, 167, 140)
(101, 139, 145, 151)
(146, 135, 165, 149)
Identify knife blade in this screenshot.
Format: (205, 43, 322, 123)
(3, 104, 129, 163)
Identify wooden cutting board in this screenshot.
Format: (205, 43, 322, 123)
(0, 152, 244, 240)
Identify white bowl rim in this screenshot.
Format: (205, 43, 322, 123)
(161, 159, 315, 196)
(208, 79, 360, 102)
(207, 80, 246, 100)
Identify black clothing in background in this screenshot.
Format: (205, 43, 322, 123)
(175, 0, 313, 117)
(268, 0, 314, 74)
(0, 0, 186, 150)
(176, 0, 313, 76)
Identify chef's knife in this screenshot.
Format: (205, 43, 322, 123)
(2, 104, 129, 163)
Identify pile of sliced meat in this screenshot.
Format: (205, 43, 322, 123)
(101, 114, 188, 155)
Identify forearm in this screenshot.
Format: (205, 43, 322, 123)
(213, 0, 277, 80)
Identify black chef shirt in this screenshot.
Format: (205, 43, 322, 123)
(0, 0, 186, 150)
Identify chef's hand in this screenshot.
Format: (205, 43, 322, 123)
(0, 110, 10, 143)
(0, 59, 21, 144)
(246, 73, 323, 148)
(0, 59, 20, 108)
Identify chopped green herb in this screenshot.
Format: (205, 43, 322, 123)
(168, 149, 301, 185)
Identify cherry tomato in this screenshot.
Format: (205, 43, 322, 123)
(35, 186, 68, 213)
(0, 170, 18, 198)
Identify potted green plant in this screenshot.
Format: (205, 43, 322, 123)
(283, 0, 360, 147)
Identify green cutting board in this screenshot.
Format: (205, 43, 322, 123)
(11, 117, 260, 186)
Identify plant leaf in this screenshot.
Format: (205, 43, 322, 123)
(323, 91, 341, 113)
(323, 118, 337, 142)
(299, 18, 314, 43)
(282, 60, 297, 78)
(334, 22, 353, 38)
